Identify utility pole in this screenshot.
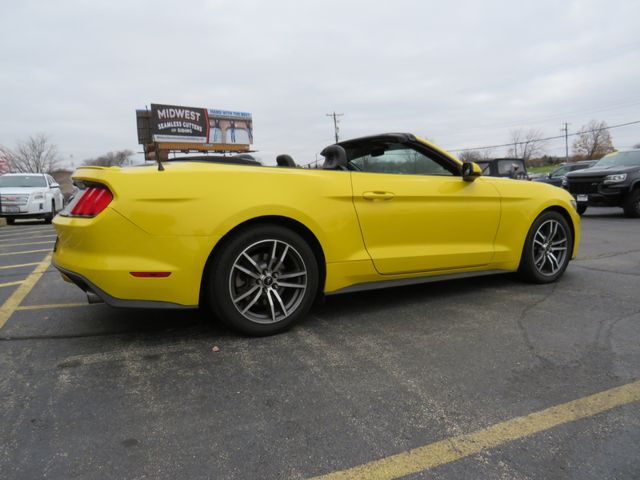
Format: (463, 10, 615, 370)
(326, 112, 344, 143)
(561, 123, 570, 162)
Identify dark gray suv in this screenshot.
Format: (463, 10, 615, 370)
(564, 150, 640, 217)
(536, 160, 596, 187)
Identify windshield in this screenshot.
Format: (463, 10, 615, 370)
(595, 151, 640, 168)
(476, 162, 491, 174)
(0, 175, 47, 188)
(497, 160, 525, 175)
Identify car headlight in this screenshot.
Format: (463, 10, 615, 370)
(32, 193, 45, 200)
(603, 173, 627, 184)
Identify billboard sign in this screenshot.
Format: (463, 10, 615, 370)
(150, 104, 208, 143)
(149, 103, 253, 146)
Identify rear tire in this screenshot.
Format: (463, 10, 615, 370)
(623, 189, 640, 218)
(518, 211, 572, 284)
(206, 224, 319, 336)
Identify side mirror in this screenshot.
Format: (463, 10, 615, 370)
(461, 162, 482, 181)
(51, 182, 60, 188)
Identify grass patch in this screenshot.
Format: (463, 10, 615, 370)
(528, 165, 557, 174)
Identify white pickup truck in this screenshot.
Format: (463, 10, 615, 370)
(0, 173, 64, 224)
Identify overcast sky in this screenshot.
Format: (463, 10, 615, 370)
(1, 0, 639, 167)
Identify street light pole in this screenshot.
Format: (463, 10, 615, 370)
(561, 123, 570, 162)
(326, 112, 344, 143)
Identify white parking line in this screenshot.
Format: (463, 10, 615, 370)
(0, 280, 23, 288)
(0, 229, 54, 239)
(0, 240, 56, 248)
(0, 249, 52, 257)
(0, 234, 57, 243)
(0, 262, 40, 270)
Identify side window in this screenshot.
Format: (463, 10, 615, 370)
(350, 145, 453, 176)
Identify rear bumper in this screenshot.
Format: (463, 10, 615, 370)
(53, 262, 195, 309)
(53, 207, 217, 307)
(0, 211, 49, 219)
(0, 202, 52, 217)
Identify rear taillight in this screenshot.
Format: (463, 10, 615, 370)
(69, 185, 113, 217)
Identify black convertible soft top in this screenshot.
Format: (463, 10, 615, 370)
(332, 133, 416, 151)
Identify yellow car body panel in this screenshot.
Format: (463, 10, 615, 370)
(53, 139, 580, 308)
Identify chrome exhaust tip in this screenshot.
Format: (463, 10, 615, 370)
(86, 291, 104, 304)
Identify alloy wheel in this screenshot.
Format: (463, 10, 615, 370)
(532, 219, 568, 276)
(228, 239, 308, 324)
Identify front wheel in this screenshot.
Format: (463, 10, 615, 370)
(44, 200, 55, 224)
(206, 224, 319, 336)
(518, 211, 573, 283)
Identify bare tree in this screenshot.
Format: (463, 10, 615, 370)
(572, 120, 614, 160)
(457, 149, 494, 162)
(507, 128, 545, 162)
(83, 150, 134, 167)
(7, 133, 60, 173)
(0, 146, 12, 173)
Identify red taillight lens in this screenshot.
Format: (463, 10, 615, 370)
(69, 186, 113, 217)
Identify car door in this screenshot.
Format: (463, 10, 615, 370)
(350, 143, 501, 275)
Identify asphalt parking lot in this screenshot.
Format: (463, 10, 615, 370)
(1, 210, 639, 479)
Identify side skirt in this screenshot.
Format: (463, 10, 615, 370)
(326, 269, 511, 296)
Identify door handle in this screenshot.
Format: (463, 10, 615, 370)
(363, 191, 395, 201)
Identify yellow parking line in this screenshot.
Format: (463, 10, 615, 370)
(0, 253, 51, 329)
(0, 240, 55, 248)
(0, 262, 39, 270)
(0, 281, 23, 288)
(311, 380, 640, 480)
(15, 303, 96, 311)
(0, 249, 51, 256)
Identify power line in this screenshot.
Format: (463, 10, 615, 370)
(447, 119, 640, 153)
(446, 99, 640, 135)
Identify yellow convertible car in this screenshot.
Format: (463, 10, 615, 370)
(53, 133, 580, 335)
